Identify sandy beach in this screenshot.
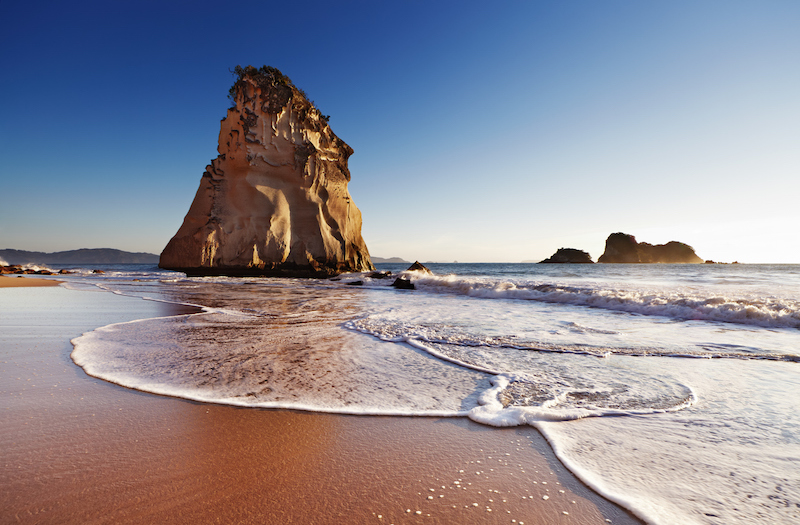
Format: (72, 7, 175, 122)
(0, 275, 63, 288)
(1, 283, 641, 524)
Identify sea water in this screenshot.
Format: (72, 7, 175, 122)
(60, 263, 800, 524)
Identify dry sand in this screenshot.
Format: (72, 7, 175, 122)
(0, 285, 641, 524)
(0, 275, 63, 287)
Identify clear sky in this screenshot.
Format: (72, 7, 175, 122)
(2, 1, 798, 263)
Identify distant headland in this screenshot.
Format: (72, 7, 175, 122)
(372, 257, 411, 264)
(0, 248, 159, 265)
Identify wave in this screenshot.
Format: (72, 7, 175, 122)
(468, 375, 696, 428)
(344, 270, 800, 330)
(347, 317, 800, 363)
(65, 268, 800, 525)
(347, 317, 699, 424)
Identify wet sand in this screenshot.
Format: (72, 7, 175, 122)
(0, 285, 641, 524)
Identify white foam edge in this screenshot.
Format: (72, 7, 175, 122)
(65, 284, 467, 418)
(466, 375, 699, 525)
(345, 320, 700, 422)
(343, 319, 503, 375)
(534, 420, 667, 525)
(70, 317, 467, 418)
(468, 375, 697, 426)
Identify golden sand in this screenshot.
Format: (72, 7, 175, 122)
(0, 275, 63, 287)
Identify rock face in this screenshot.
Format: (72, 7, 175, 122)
(539, 248, 594, 264)
(159, 65, 373, 277)
(598, 233, 703, 263)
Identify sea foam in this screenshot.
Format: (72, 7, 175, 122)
(65, 264, 800, 525)
(365, 271, 800, 330)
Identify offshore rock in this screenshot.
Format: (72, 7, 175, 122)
(539, 248, 594, 264)
(391, 277, 415, 290)
(406, 261, 432, 274)
(160, 66, 373, 277)
(597, 233, 641, 263)
(391, 261, 432, 289)
(598, 233, 703, 264)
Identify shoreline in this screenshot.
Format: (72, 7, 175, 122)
(0, 284, 641, 524)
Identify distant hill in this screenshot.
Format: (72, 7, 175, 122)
(0, 248, 160, 265)
(371, 256, 410, 264)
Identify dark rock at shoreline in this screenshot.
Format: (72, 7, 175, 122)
(0, 265, 55, 275)
(598, 233, 703, 264)
(0, 265, 22, 274)
(390, 262, 432, 290)
(391, 277, 415, 290)
(539, 248, 594, 264)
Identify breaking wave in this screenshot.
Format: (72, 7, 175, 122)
(344, 270, 800, 330)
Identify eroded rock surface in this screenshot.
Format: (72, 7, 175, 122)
(160, 66, 373, 277)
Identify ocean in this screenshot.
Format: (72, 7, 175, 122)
(53, 262, 799, 524)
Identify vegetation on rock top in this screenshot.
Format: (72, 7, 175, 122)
(227, 65, 329, 121)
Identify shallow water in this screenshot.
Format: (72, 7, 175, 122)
(62, 263, 800, 524)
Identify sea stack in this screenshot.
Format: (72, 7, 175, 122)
(539, 248, 594, 264)
(160, 65, 373, 277)
(597, 233, 703, 263)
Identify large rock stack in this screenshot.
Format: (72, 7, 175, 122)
(160, 66, 373, 277)
(598, 233, 703, 263)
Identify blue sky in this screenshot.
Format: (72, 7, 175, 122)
(2, 1, 798, 263)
